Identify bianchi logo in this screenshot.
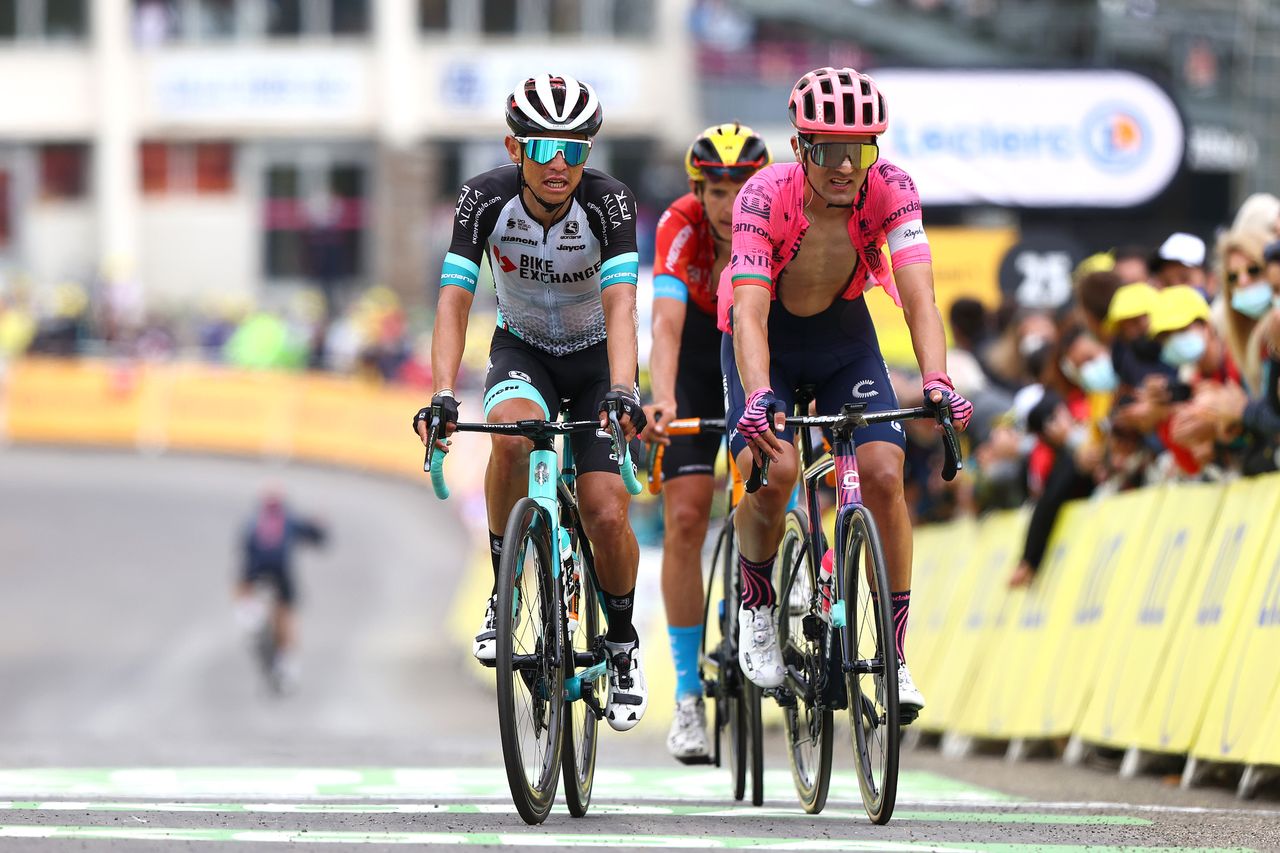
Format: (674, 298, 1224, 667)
(852, 379, 879, 399)
(502, 235, 539, 247)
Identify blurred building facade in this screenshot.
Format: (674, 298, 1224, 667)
(0, 0, 698, 311)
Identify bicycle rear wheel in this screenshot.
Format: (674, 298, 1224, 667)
(561, 519, 602, 818)
(841, 505, 899, 825)
(777, 508, 834, 814)
(496, 497, 565, 825)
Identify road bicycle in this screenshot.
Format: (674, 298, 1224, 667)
(424, 399, 642, 824)
(648, 418, 764, 806)
(749, 389, 961, 823)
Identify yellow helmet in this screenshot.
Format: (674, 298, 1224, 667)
(1104, 281, 1158, 330)
(1148, 285, 1210, 336)
(685, 122, 771, 182)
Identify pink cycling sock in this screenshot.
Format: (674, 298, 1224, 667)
(739, 552, 777, 609)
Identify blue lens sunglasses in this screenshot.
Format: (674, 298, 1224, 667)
(516, 136, 593, 167)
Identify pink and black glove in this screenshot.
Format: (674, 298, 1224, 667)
(922, 371, 973, 431)
(738, 388, 785, 440)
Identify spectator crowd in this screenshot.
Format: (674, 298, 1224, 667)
(894, 192, 1280, 588)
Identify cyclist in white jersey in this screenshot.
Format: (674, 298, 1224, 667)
(415, 74, 649, 732)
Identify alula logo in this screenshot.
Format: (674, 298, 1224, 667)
(1082, 103, 1148, 171)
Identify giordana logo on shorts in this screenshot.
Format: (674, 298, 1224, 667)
(852, 379, 879, 399)
(507, 370, 531, 382)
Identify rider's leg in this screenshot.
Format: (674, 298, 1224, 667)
(578, 472, 639, 643)
(483, 397, 543, 583)
(731, 443, 798, 607)
(661, 472, 715, 699)
(856, 441, 912, 661)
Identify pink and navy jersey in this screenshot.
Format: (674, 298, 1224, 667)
(716, 160, 931, 333)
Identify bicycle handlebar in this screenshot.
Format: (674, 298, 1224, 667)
(743, 402, 964, 494)
(422, 400, 642, 499)
(645, 418, 727, 495)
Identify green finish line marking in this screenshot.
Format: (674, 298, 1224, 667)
(0, 826, 1248, 851)
(0, 802, 1149, 825)
(0, 768, 1010, 804)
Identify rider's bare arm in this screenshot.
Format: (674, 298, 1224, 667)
(602, 281, 640, 392)
(647, 296, 686, 429)
(895, 262, 948, 380)
(430, 284, 475, 398)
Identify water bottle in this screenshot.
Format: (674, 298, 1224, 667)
(818, 548, 836, 623)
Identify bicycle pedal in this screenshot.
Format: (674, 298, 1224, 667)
(674, 754, 714, 766)
(899, 707, 920, 726)
(476, 658, 497, 669)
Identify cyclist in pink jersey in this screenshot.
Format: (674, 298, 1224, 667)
(719, 67, 974, 719)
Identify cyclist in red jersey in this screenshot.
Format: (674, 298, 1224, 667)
(642, 123, 770, 762)
(720, 68, 974, 718)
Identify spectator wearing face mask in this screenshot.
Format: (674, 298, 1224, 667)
(1213, 229, 1270, 394)
(1148, 286, 1242, 477)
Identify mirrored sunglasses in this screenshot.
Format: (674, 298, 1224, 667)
(517, 136, 592, 167)
(802, 139, 879, 169)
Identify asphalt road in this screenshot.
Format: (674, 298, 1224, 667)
(1, 446, 1278, 852)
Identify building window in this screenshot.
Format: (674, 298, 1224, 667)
(0, 1, 17, 38)
(266, 0, 301, 37)
(264, 159, 366, 283)
(44, 0, 85, 39)
(612, 0, 651, 38)
(139, 141, 236, 195)
(549, 0, 579, 35)
(195, 0, 236, 39)
(39, 143, 88, 201)
(481, 0, 516, 35)
(0, 0, 87, 40)
(330, 0, 366, 34)
(419, 0, 447, 31)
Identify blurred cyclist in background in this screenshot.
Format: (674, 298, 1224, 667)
(718, 67, 972, 719)
(235, 488, 327, 693)
(642, 123, 770, 762)
(414, 74, 650, 732)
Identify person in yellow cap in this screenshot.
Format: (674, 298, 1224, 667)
(1105, 281, 1171, 390)
(1146, 286, 1242, 476)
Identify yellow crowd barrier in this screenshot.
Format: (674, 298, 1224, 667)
(2, 357, 428, 479)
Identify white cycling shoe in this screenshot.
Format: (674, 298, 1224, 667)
(666, 695, 710, 763)
(897, 661, 926, 720)
(604, 638, 648, 731)
(737, 605, 785, 689)
(473, 594, 498, 663)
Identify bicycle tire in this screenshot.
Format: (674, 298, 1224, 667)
(841, 505, 899, 825)
(496, 497, 564, 825)
(561, 519, 601, 818)
(716, 515, 749, 802)
(776, 508, 834, 814)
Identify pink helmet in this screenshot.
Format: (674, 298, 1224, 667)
(789, 67, 888, 135)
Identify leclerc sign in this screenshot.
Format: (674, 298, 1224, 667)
(869, 69, 1185, 207)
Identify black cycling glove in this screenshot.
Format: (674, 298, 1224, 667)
(600, 388, 647, 434)
(412, 391, 459, 438)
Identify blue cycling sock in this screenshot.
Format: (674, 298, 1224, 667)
(668, 624, 703, 700)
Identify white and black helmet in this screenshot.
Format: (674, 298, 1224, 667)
(506, 74, 603, 138)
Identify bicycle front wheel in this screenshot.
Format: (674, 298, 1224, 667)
(777, 508, 834, 814)
(496, 497, 565, 825)
(713, 514, 749, 802)
(841, 505, 899, 825)
(561, 520, 601, 818)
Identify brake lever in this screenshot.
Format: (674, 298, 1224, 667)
(745, 456, 771, 493)
(935, 404, 963, 482)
